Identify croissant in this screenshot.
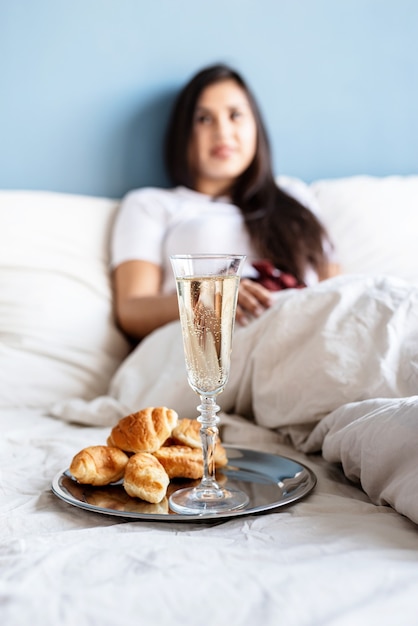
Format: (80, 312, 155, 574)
(171, 418, 201, 448)
(153, 445, 204, 480)
(108, 407, 178, 453)
(170, 418, 228, 467)
(70, 445, 129, 486)
(123, 452, 170, 504)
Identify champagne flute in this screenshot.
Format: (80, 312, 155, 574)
(169, 254, 249, 515)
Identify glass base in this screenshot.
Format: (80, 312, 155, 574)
(169, 485, 249, 515)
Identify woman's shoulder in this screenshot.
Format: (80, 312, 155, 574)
(121, 186, 178, 204)
(121, 185, 205, 207)
(122, 185, 222, 203)
(118, 186, 191, 219)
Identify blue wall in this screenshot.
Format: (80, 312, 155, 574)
(1, 0, 417, 198)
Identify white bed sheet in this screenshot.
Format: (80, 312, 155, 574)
(2, 408, 418, 626)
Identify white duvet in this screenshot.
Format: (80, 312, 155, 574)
(53, 274, 418, 525)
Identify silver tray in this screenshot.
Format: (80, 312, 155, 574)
(51, 446, 316, 522)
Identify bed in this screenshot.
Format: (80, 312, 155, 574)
(1, 175, 418, 626)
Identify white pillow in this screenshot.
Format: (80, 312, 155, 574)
(0, 191, 130, 409)
(310, 175, 418, 285)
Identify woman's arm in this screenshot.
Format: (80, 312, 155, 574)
(113, 260, 180, 340)
(114, 260, 278, 339)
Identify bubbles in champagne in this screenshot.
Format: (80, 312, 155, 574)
(176, 275, 239, 395)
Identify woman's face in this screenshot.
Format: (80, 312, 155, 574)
(188, 79, 258, 196)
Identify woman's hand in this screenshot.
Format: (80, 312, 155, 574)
(235, 278, 273, 326)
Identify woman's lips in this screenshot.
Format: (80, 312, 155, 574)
(211, 145, 236, 159)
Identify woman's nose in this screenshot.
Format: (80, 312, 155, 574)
(213, 115, 232, 139)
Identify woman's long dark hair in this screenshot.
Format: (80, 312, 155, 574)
(164, 64, 330, 282)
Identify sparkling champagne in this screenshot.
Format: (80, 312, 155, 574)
(170, 254, 248, 515)
(176, 275, 239, 395)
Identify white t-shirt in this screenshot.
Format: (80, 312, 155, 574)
(111, 181, 324, 294)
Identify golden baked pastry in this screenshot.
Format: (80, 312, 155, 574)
(69, 445, 129, 486)
(108, 407, 178, 453)
(171, 418, 201, 448)
(123, 452, 170, 504)
(170, 418, 228, 468)
(153, 445, 204, 480)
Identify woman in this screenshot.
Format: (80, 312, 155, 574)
(112, 64, 338, 341)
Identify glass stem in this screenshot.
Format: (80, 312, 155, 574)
(197, 396, 221, 491)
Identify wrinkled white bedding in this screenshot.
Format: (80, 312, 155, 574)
(3, 407, 418, 626)
(303, 396, 418, 522)
(53, 274, 418, 526)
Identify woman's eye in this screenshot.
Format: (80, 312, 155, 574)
(196, 114, 212, 124)
(231, 110, 243, 120)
